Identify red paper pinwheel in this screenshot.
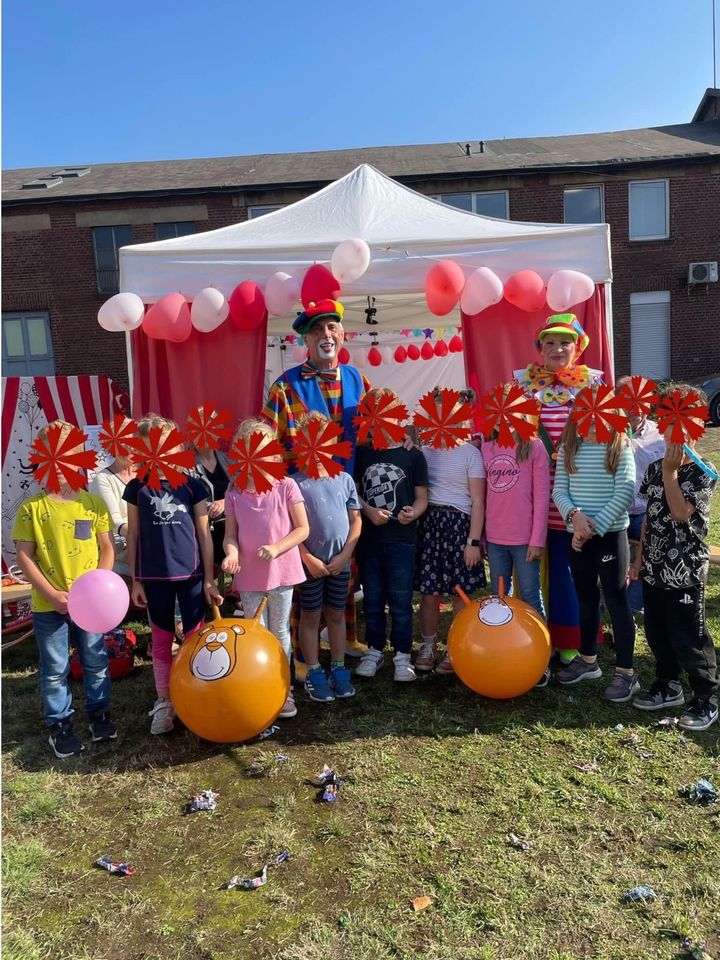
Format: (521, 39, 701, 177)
(29, 424, 97, 493)
(655, 390, 708, 444)
(99, 415, 139, 459)
(353, 393, 409, 450)
(413, 389, 472, 449)
(616, 376, 658, 419)
(291, 419, 352, 478)
(476, 384, 540, 448)
(571, 385, 629, 441)
(127, 427, 195, 490)
(228, 432, 288, 493)
(185, 403, 233, 450)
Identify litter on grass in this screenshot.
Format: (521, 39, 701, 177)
(680, 779, 718, 806)
(257, 724, 280, 741)
(223, 850, 289, 890)
(185, 789, 219, 814)
(412, 895, 433, 912)
(94, 855, 133, 876)
(573, 761, 599, 773)
(681, 936, 713, 960)
(314, 764, 342, 802)
(622, 886, 659, 902)
(657, 716, 678, 727)
(275, 754, 289, 763)
(507, 832, 530, 851)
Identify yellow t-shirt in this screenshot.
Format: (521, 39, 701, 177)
(12, 491, 112, 613)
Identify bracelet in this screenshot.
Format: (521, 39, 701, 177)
(566, 508, 579, 523)
(466, 538, 481, 547)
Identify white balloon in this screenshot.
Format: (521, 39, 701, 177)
(382, 346, 393, 365)
(191, 287, 229, 332)
(98, 292, 145, 332)
(459, 267, 504, 316)
(331, 238, 371, 284)
(265, 272, 301, 317)
(292, 344, 307, 363)
(546, 270, 595, 312)
(354, 348, 368, 368)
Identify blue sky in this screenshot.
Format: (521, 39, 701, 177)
(2, 0, 716, 169)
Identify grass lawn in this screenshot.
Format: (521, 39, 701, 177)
(3, 431, 720, 960)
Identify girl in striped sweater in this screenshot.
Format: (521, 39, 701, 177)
(552, 418, 638, 703)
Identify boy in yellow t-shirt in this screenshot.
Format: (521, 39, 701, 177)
(12, 420, 116, 758)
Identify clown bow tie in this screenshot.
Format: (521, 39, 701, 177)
(524, 364, 590, 391)
(300, 362, 338, 382)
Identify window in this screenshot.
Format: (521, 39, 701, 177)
(2, 312, 55, 376)
(564, 186, 604, 224)
(154, 221, 196, 240)
(247, 204, 284, 219)
(92, 225, 133, 294)
(629, 180, 669, 240)
(630, 292, 670, 379)
(435, 191, 509, 219)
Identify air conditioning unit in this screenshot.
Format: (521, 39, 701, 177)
(688, 261, 718, 284)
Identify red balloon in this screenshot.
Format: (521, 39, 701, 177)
(338, 346, 350, 365)
(394, 346, 407, 364)
(425, 260, 465, 316)
(301, 264, 341, 308)
(421, 340, 435, 360)
(504, 270, 546, 312)
(407, 344, 421, 361)
(434, 339, 449, 357)
(449, 335, 464, 353)
(143, 293, 192, 343)
(229, 281, 267, 331)
(368, 346, 383, 367)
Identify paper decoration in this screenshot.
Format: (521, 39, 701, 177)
(477, 384, 540, 448)
(413, 389, 472, 448)
(185, 403, 233, 450)
(99, 415, 139, 459)
(127, 427, 195, 490)
(29, 424, 98, 493)
(353, 393, 409, 450)
(655, 389, 708, 444)
(228, 432, 288, 493)
(571, 386, 630, 441)
(616, 376, 658, 419)
(291, 420, 352, 478)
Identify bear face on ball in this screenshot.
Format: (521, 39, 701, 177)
(189, 620, 245, 681)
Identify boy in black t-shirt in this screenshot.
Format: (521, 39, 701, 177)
(353, 389, 428, 682)
(630, 385, 718, 732)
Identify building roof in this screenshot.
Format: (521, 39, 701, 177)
(4, 120, 720, 205)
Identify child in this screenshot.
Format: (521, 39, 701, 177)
(124, 414, 221, 735)
(222, 418, 309, 719)
(293, 412, 362, 702)
(13, 420, 116, 758)
(416, 389, 486, 675)
(631, 384, 718, 731)
(552, 417, 637, 701)
(354, 388, 428, 682)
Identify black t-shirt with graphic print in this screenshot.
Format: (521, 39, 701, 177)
(639, 457, 716, 589)
(354, 444, 428, 545)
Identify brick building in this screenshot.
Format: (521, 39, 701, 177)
(3, 89, 720, 391)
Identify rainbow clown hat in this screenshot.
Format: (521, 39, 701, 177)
(535, 313, 590, 356)
(292, 299, 345, 337)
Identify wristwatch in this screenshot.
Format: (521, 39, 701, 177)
(466, 538, 481, 547)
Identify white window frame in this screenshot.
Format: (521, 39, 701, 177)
(630, 291, 671, 379)
(433, 191, 509, 219)
(628, 179, 670, 241)
(247, 204, 284, 219)
(563, 185, 605, 224)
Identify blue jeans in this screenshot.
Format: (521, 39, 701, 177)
(627, 513, 644, 613)
(486, 542, 545, 618)
(33, 611, 111, 726)
(358, 541, 416, 654)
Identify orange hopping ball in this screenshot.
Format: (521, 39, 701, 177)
(447, 582, 550, 699)
(169, 598, 290, 743)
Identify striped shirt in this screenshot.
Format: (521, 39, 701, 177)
(423, 443, 485, 515)
(552, 442, 636, 536)
(540, 402, 571, 530)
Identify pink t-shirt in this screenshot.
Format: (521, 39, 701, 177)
(225, 477, 306, 591)
(481, 439, 550, 548)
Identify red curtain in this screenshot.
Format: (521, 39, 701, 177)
(461, 285, 613, 407)
(130, 320, 268, 424)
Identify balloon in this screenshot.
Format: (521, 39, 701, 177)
(382, 346, 393, 365)
(546, 270, 595, 312)
(331, 238, 371, 284)
(504, 270, 546, 312)
(448, 587, 550, 699)
(98, 292, 145, 332)
(354, 348, 368, 368)
(143, 293, 192, 343)
(292, 345, 307, 363)
(394, 346, 407, 363)
(265, 272, 300, 317)
(407, 343, 421, 361)
(434, 339, 449, 357)
(425, 260, 465, 316)
(169, 601, 290, 743)
(229, 281, 267, 331)
(67, 570, 130, 634)
(301, 264, 341, 308)
(338, 346, 350, 365)
(190, 287, 228, 333)
(421, 340, 435, 360)
(368, 346, 383, 366)
(460, 266, 504, 315)
(448, 335, 464, 353)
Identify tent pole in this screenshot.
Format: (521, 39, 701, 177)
(604, 282, 615, 381)
(124, 331, 134, 414)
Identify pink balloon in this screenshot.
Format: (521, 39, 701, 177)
(98, 292, 145, 332)
(265, 272, 300, 317)
(191, 287, 228, 333)
(144, 294, 192, 343)
(425, 261, 465, 316)
(460, 267, 504, 315)
(504, 271, 546, 312)
(331, 238, 371, 284)
(546, 270, 595, 312)
(229, 281, 267, 331)
(67, 570, 130, 633)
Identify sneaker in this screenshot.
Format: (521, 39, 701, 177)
(535, 667, 551, 688)
(278, 690, 298, 719)
(304, 669, 335, 703)
(148, 697, 175, 735)
(604, 671, 641, 703)
(556, 657, 602, 685)
(88, 711, 118, 742)
(393, 652, 417, 682)
(330, 666, 356, 698)
(414, 641, 437, 673)
(345, 638, 369, 659)
(632, 680, 685, 712)
(434, 652, 455, 676)
(48, 720, 84, 759)
(678, 697, 718, 732)
(355, 649, 384, 678)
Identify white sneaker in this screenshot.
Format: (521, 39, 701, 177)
(278, 690, 297, 719)
(355, 649, 384, 678)
(393, 652, 417, 682)
(149, 697, 175, 735)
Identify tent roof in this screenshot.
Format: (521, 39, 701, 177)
(119, 163, 611, 333)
